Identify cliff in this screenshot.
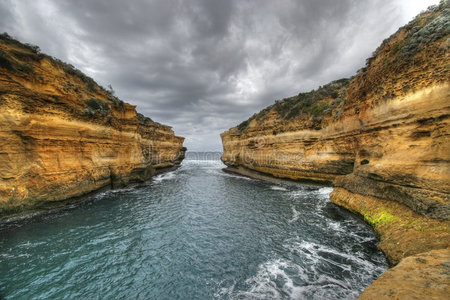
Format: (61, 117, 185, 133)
(0, 34, 186, 218)
(221, 2, 449, 297)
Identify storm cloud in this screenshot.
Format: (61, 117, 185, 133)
(0, 0, 439, 150)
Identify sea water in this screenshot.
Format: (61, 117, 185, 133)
(0, 153, 387, 299)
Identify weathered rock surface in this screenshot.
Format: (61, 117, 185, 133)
(221, 3, 449, 298)
(358, 249, 450, 300)
(0, 34, 186, 218)
(331, 188, 449, 266)
(221, 4, 450, 221)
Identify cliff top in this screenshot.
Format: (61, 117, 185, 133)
(0, 33, 175, 134)
(230, 1, 449, 135)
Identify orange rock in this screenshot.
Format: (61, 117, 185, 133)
(0, 34, 185, 218)
(221, 3, 450, 298)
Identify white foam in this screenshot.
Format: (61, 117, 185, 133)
(317, 187, 333, 196)
(288, 206, 301, 223)
(218, 170, 258, 182)
(228, 238, 381, 299)
(234, 258, 305, 299)
(270, 185, 288, 191)
(285, 239, 379, 272)
(232, 256, 357, 299)
(288, 190, 308, 199)
(152, 171, 177, 183)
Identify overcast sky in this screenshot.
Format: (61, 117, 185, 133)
(0, 0, 439, 151)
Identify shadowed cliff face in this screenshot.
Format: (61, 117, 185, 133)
(221, 3, 449, 221)
(0, 34, 186, 217)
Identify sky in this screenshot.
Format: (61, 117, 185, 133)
(0, 0, 440, 151)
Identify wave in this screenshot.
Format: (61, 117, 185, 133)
(317, 187, 334, 196)
(270, 185, 288, 191)
(288, 206, 301, 223)
(228, 238, 385, 299)
(152, 171, 178, 183)
(233, 258, 305, 299)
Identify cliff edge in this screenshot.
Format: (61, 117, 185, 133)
(221, 2, 449, 297)
(0, 34, 186, 218)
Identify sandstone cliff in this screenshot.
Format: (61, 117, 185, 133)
(0, 34, 186, 218)
(222, 3, 449, 221)
(221, 3, 449, 297)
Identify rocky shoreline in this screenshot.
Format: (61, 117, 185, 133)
(0, 33, 186, 218)
(221, 164, 450, 298)
(221, 4, 449, 298)
(0, 164, 184, 223)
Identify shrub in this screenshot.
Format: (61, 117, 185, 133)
(234, 77, 350, 132)
(0, 50, 14, 71)
(83, 108, 95, 116)
(237, 119, 250, 131)
(9, 49, 40, 62)
(309, 102, 331, 117)
(137, 113, 154, 124)
(85, 98, 109, 115)
(18, 63, 33, 73)
(285, 105, 301, 119)
(0, 49, 34, 73)
(274, 78, 349, 120)
(86, 81, 97, 92)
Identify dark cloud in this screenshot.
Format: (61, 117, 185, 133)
(0, 0, 439, 150)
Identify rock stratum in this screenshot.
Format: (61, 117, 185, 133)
(221, 3, 449, 298)
(0, 34, 186, 218)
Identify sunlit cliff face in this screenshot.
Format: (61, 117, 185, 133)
(221, 3, 450, 220)
(0, 0, 439, 151)
(0, 34, 185, 216)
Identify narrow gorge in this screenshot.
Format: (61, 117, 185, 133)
(0, 34, 186, 218)
(221, 3, 449, 298)
(0, 2, 448, 299)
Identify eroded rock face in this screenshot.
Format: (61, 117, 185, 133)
(330, 188, 449, 266)
(221, 4, 449, 297)
(221, 4, 450, 221)
(0, 34, 186, 217)
(358, 249, 450, 300)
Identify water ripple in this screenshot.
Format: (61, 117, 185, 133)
(0, 159, 387, 299)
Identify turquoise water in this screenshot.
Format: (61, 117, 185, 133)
(0, 157, 387, 299)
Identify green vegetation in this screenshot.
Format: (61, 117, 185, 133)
(362, 1, 448, 73)
(309, 102, 331, 117)
(53, 58, 99, 93)
(236, 78, 349, 132)
(137, 113, 154, 124)
(105, 85, 125, 110)
(274, 78, 349, 120)
(110, 96, 125, 110)
(362, 209, 398, 228)
(9, 49, 40, 62)
(400, 3, 449, 57)
(85, 97, 110, 116)
(0, 32, 101, 93)
(83, 108, 96, 116)
(0, 33, 40, 54)
(0, 49, 15, 71)
(237, 119, 251, 132)
(0, 48, 34, 73)
(0, 32, 134, 115)
(348, 2, 449, 103)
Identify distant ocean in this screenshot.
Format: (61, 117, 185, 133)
(185, 151, 223, 160)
